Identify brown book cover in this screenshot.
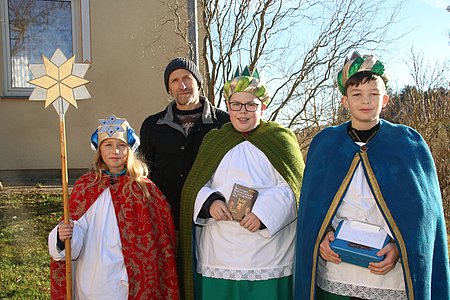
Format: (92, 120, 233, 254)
(227, 183, 258, 222)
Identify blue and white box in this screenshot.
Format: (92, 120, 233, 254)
(330, 220, 390, 268)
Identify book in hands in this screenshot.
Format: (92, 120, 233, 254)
(227, 183, 258, 222)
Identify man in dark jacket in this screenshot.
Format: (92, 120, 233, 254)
(140, 57, 229, 229)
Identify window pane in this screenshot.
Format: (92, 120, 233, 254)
(8, 0, 73, 88)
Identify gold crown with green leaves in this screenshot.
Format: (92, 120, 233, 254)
(337, 51, 388, 95)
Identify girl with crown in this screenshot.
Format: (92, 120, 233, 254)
(178, 67, 304, 300)
(48, 115, 179, 299)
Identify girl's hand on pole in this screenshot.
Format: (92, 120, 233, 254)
(58, 221, 74, 241)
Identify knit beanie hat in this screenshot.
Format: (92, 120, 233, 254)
(164, 57, 203, 93)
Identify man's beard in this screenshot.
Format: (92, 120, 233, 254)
(176, 93, 199, 107)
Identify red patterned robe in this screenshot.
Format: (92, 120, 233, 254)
(49, 172, 179, 299)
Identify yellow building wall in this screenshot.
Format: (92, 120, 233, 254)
(0, 0, 192, 183)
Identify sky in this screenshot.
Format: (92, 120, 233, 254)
(387, 0, 450, 90)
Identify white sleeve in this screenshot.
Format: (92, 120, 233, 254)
(251, 171, 297, 238)
(48, 216, 88, 261)
(193, 178, 217, 225)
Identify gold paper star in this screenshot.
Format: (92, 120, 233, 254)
(28, 49, 91, 109)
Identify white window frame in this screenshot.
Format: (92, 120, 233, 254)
(0, 0, 90, 97)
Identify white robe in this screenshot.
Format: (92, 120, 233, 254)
(317, 160, 407, 299)
(193, 141, 297, 280)
(48, 188, 128, 299)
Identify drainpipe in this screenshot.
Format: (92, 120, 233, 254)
(187, 0, 199, 65)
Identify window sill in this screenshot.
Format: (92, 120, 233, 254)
(1, 96, 29, 100)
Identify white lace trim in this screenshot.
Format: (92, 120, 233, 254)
(317, 276, 407, 300)
(198, 264, 292, 281)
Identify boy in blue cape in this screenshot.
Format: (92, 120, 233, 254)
(295, 52, 449, 300)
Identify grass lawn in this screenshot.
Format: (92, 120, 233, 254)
(0, 189, 62, 299)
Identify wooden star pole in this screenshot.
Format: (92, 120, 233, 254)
(58, 101, 72, 299)
(28, 49, 91, 300)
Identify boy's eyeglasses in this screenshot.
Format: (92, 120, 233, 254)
(228, 102, 259, 112)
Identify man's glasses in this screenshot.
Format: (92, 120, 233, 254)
(228, 102, 259, 112)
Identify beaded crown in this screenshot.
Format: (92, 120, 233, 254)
(90, 114, 140, 152)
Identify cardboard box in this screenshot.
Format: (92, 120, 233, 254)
(330, 220, 390, 268)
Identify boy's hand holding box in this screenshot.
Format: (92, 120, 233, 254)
(330, 220, 390, 268)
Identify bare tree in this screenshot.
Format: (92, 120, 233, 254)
(407, 50, 450, 91)
(383, 51, 450, 220)
(162, 0, 404, 133)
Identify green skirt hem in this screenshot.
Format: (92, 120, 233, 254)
(195, 273, 293, 300)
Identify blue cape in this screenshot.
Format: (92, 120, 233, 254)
(295, 120, 449, 300)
